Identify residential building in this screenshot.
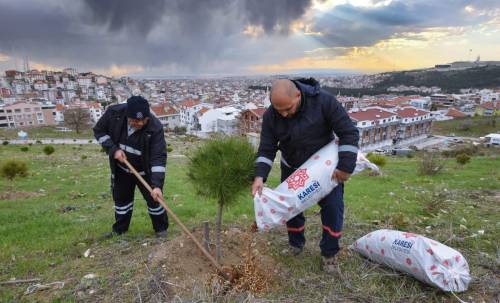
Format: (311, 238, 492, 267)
(0, 102, 45, 128)
(238, 107, 266, 134)
(393, 107, 433, 142)
(348, 107, 399, 149)
(150, 103, 181, 130)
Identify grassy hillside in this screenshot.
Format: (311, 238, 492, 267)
(375, 65, 500, 93)
(0, 144, 499, 302)
(432, 116, 499, 137)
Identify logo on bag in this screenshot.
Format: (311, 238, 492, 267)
(391, 238, 415, 254)
(286, 168, 309, 190)
(297, 180, 321, 202)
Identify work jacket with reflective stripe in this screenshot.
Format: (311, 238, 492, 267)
(93, 103, 167, 189)
(255, 78, 359, 181)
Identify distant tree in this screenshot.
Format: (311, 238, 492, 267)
(63, 106, 91, 134)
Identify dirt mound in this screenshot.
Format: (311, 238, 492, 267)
(148, 225, 280, 297)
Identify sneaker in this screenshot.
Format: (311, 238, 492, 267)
(321, 256, 336, 273)
(155, 230, 168, 239)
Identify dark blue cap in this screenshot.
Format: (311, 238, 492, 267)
(126, 96, 150, 119)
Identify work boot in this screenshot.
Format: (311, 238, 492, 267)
(99, 230, 124, 241)
(281, 245, 303, 256)
(321, 256, 336, 273)
(155, 230, 168, 239)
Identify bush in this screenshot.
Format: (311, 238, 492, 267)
(81, 155, 88, 160)
(43, 145, 55, 155)
(456, 153, 471, 165)
(20, 146, 29, 152)
(417, 152, 444, 176)
(367, 153, 387, 167)
(1, 160, 29, 180)
(167, 147, 173, 153)
(36, 140, 42, 144)
(2, 141, 9, 145)
(173, 126, 187, 135)
(442, 144, 478, 158)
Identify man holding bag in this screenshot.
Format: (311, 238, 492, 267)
(251, 78, 359, 272)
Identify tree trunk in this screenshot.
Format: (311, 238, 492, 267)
(215, 201, 223, 263)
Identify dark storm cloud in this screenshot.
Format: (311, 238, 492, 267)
(81, 0, 313, 35)
(0, 0, 314, 73)
(242, 0, 313, 33)
(311, 0, 497, 48)
(83, 0, 168, 35)
(0, 0, 498, 74)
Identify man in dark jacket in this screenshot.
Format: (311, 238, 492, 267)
(94, 96, 168, 238)
(251, 78, 359, 272)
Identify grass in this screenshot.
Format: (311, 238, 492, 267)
(432, 115, 499, 137)
(0, 143, 499, 302)
(0, 126, 94, 140)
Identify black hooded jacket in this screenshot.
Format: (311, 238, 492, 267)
(255, 78, 359, 181)
(93, 103, 167, 189)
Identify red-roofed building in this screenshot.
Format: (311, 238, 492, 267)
(445, 108, 467, 119)
(178, 98, 206, 130)
(87, 102, 103, 123)
(476, 101, 500, 116)
(0, 87, 12, 98)
(151, 103, 180, 130)
(349, 107, 399, 148)
(196, 107, 210, 117)
(179, 98, 201, 108)
(238, 107, 267, 134)
(393, 107, 433, 140)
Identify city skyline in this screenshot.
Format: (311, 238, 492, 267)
(1, 0, 499, 77)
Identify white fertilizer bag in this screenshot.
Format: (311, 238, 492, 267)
(350, 229, 471, 292)
(254, 141, 378, 231)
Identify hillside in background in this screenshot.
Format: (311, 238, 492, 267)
(374, 65, 500, 93)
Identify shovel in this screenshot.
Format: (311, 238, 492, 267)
(122, 158, 230, 281)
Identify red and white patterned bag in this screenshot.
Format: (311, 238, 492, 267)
(350, 229, 471, 292)
(253, 141, 378, 231)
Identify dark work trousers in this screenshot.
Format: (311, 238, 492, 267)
(111, 166, 168, 234)
(281, 163, 345, 257)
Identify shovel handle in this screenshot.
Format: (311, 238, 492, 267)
(121, 159, 228, 280)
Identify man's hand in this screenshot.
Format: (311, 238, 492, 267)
(332, 169, 351, 183)
(114, 149, 127, 163)
(151, 187, 163, 203)
(251, 177, 264, 197)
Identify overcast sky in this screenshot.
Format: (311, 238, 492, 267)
(0, 0, 499, 76)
